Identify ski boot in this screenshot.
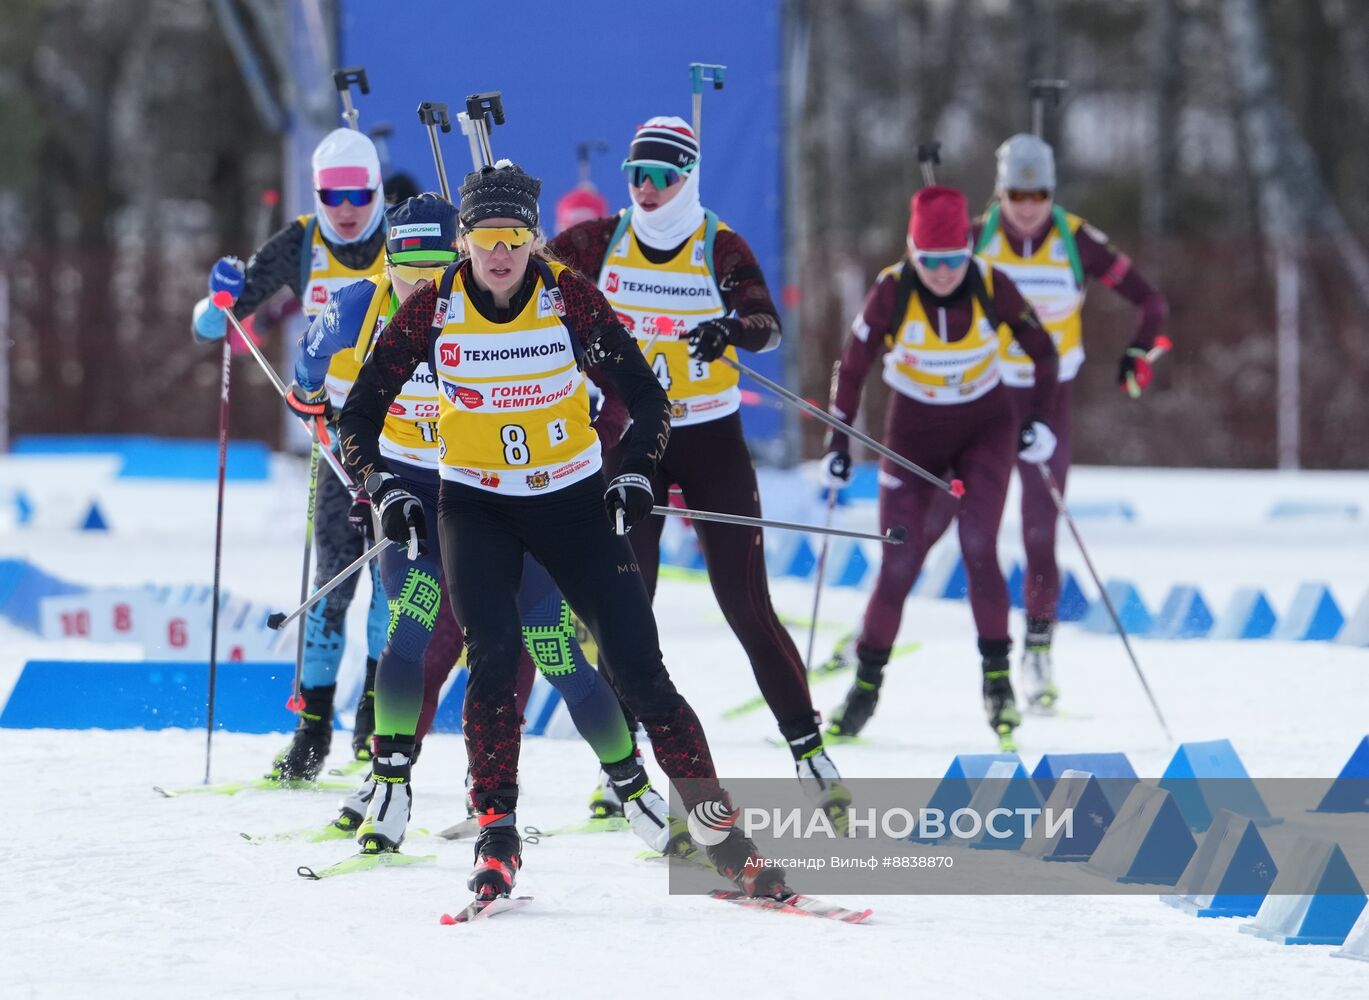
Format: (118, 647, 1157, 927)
(603, 757, 691, 855)
(332, 770, 375, 834)
(1022, 617, 1058, 712)
(587, 768, 625, 819)
(826, 645, 890, 739)
(356, 738, 414, 854)
(468, 789, 522, 900)
(266, 684, 335, 782)
(981, 641, 1022, 752)
(350, 657, 378, 761)
(689, 800, 788, 899)
(782, 716, 852, 833)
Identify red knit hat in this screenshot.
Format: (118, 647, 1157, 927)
(907, 185, 971, 251)
(555, 186, 609, 233)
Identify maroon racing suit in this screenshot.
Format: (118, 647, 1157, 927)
(968, 215, 1167, 625)
(551, 218, 822, 738)
(828, 262, 1058, 660)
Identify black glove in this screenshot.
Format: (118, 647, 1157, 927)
(369, 474, 427, 555)
(686, 317, 740, 363)
(347, 492, 374, 542)
(604, 472, 655, 533)
(286, 382, 334, 429)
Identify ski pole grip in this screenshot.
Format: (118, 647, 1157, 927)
(334, 67, 369, 95)
(418, 101, 452, 133)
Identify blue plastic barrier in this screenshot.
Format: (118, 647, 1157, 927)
(1067, 499, 1137, 521)
(431, 667, 469, 733)
(1082, 784, 1197, 885)
(1160, 738, 1277, 831)
(1007, 563, 1024, 610)
(941, 557, 968, 600)
(1057, 572, 1090, 622)
(1080, 579, 1153, 636)
(1266, 499, 1360, 521)
(911, 753, 1027, 844)
(0, 559, 86, 633)
(80, 501, 109, 532)
(0, 659, 296, 733)
(835, 542, 872, 588)
(1315, 736, 1369, 813)
(1032, 753, 1138, 814)
(1211, 587, 1278, 640)
(1162, 810, 1278, 918)
(965, 759, 1045, 851)
(1240, 838, 1366, 946)
(1151, 584, 1214, 639)
(1021, 769, 1116, 862)
(1273, 582, 1344, 641)
(11, 434, 271, 481)
(1333, 907, 1369, 962)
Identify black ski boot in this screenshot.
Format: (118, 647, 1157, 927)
(980, 640, 1022, 751)
(350, 657, 377, 760)
(826, 645, 891, 739)
(267, 684, 335, 782)
(468, 788, 522, 900)
(692, 801, 788, 899)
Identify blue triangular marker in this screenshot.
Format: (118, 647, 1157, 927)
(80, 501, 109, 532)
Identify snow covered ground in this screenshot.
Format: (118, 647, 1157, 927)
(3, 455, 1368, 998)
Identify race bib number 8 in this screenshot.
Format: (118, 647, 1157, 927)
(501, 424, 530, 465)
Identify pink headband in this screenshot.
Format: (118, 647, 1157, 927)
(316, 166, 371, 189)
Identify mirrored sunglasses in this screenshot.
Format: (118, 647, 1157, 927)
(915, 251, 970, 271)
(464, 227, 536, 251)
(1006, 189, 1052, 204)
(318, 188, 377, 207)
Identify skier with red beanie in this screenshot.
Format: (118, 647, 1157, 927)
(820, 186, 1059, 750)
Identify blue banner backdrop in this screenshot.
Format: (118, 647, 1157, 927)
(339, 0, 786, 447)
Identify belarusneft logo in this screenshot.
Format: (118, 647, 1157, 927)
(667, 777, 1369, 896)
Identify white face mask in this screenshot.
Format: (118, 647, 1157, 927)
(628, 165, 705, 251)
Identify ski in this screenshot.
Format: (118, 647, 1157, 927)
(440, 895, 534, 924)
(242, 824, 431, 845)
(326, 757, 371, 778)
(437, 817, 481, 841)
(153, 777, 352, 798)
(636, 843, 716, 872)
(722, 641, 921, 719)
(522, 817, 628, 842)
(710, 890, 872, 924)
(297, 850, 436, 880)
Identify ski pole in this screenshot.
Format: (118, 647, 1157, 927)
(266, 537, 398, 634)
(1028, 78, 1068, 139)
(204, 329, 232, 784)
(417, 101, 453, 200)
(917, 141, 941, 187)
(333, 67, 369, 131)
(285, 437, 322, 711)
(803, 362, 844, 671)
(1036, 464, 1173, 742)
(717, 356, 964, 497)
(212, 293, 357, 495)
(653, 504, 903, 544)
(689, 62, 726, 147)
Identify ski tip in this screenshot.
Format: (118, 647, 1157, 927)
(297, 866, 320, 881)
(439, 913, 457, 925)
(152, 786, 173, 798)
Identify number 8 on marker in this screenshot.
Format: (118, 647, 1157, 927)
(501, 424, 530, 465)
